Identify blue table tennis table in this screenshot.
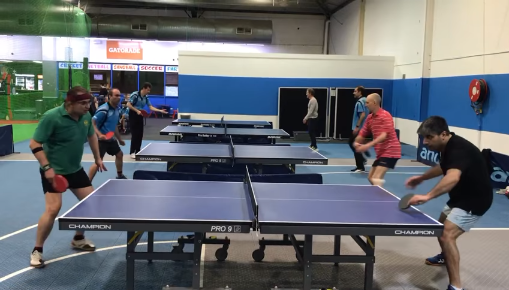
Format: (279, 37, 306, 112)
(135, 142, 328, 173)
(58, 167, 443, 290)
(172, 118, 272, 128)
(160, 125, 289, 144)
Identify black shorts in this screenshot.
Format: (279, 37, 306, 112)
(40, 167, 91, 194)
(99, 140, 121, 159)
(372, 157, 399, 169)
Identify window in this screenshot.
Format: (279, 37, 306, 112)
(112, 71, 138, 94)
(139, 71, 164, 95)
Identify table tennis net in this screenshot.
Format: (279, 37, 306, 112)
(244, 166, 258, 223)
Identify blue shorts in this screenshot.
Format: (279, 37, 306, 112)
(443, 205, 481, 232)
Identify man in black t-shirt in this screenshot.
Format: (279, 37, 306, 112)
(405, 116, 493, 290)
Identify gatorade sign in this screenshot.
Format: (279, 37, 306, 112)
(106, 41, 143, 60)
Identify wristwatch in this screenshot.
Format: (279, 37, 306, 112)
(41, 164, 51, 171)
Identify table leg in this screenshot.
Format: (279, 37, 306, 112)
(192, 232, 204, 289)
(363, 235, 375, 290)
(126, 231, 136, 290)
(147, 232, 154, 263)
(302, 234, 313, 290)
(333, 235, 341, 266)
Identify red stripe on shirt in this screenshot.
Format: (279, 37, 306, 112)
(359, 108, 401, 159)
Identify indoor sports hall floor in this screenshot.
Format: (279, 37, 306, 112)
(0, 119, 508, 290)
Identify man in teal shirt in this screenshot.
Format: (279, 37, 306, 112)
(349, 86, 370, 172)
(88, 88, 127, 181)
(28, 86, 107, 268)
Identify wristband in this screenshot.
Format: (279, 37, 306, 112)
(41, 164, 51, 172)
(31, 147, 43, 154)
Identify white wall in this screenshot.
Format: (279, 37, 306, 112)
(179, 50, 395, 126)
(350, 0, 427, 146)
(179, 51, 395, 79)
(329, 0, 361, 55)
(430, 0, 509, 155)
(42, 37, 90, 62)
(327, 0, 509, 155)
(0, 36, 42, 61)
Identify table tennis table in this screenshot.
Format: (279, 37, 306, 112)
(172, 118, 272, 128)
(160, 125, 289, 144)
(135, 142, 328, 173)
(58, 167, 443, 290)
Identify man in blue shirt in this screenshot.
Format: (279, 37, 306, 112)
(88, 88, 127, 181)
(349, 86, 370, 172)
(126, 82, 168, 158)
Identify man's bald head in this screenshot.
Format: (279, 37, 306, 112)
(367, 93, 381, 105)
(365, 93, 382, 113)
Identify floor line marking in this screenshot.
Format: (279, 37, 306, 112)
(0, 224, 39, 242)
(0, 240, 177, 283)
(319, 171, 426, 175)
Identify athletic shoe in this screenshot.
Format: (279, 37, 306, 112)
(30, 250, 44, 268)
(130, 153, 136, 159)
(71, 238, 96, 251)
(425, 252, 445, 266)
(117, 174, 127, 179)
(446, 285, 465, 290)
(351, 168, 365, 173)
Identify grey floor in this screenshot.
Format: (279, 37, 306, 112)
(198, 232, 509, 290)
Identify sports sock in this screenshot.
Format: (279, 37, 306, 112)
(73, 235, 84, 241)
(450, 285, 463, 290)
(33, 247, 43, 253)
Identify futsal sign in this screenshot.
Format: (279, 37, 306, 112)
(106, 41, 143, 60)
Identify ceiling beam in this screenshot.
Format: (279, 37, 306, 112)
(314, 0, 332, 18)
(86, 5, 325, 16)
(330, 0, 356, 15)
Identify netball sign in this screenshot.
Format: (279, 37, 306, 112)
(106, 41, 143, 60)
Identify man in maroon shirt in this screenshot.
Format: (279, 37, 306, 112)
(354, 93, 401, 186)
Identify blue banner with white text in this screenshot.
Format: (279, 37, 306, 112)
(416, 135, 440, 166)
(489, 150, 509, 189)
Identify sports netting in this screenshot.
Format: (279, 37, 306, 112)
(0, 0, 91, 121)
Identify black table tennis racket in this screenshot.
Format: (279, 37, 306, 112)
(398, 194, 415, 210)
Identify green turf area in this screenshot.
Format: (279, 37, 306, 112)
(12, 123, 38, 143)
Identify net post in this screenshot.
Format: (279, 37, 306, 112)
(230, 135, 235, 167)
(245, 165, 258, 230)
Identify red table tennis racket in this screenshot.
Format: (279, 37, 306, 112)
(139, 110, 149, 117)
(53, 175, 68, 193)
(104, 131, 115, 140)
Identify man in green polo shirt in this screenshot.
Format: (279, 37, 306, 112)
(28, 86, 107, 268)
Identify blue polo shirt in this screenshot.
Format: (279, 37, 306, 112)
(93, 102, 120, 138)
(129, 91, 152, 110)
(352, 96, 369, 130)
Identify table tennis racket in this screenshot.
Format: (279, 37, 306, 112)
(104, 131, 115, 140)
(139, 110, 149, 117)
(398, 193, 415, 210)
(52, 175, 68, 193)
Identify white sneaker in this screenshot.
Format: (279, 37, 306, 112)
(30, 250, 44, 268)
(71, 238, 96, 251)
(130, 153, 136, 159)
